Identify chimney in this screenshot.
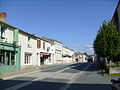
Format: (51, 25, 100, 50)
(0, 12, 6, 23)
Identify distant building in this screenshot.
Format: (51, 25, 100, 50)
(74, 52, 87, 62)
(62, 46, 75, 63)
(41, 37, 63, 64)
(112, 0, 120, 29)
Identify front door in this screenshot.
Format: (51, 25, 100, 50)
(40, 57, 44, 65)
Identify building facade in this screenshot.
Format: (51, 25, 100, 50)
(37, 38, 54, 66)
(62, 46, 75, 63)
(41, 37, 63, 64)
(74, 52, 87, 62)
(0, 21, 21, 74)
(0, 12, 77, 74)
(18, 30, 38, 69)
(112, 0, 120, 29)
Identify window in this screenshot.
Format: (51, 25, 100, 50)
(6, 51, 10, 65)
(27, 37, 31, 48)
(25, 53, 32, 64)
(0, 50, 5, 66)
(1, 26, 6, 39)
(6, 51, 16, 65)
(37, 40, 41, 48)
(0, 50, 16, 66)
(43, 41, 45, 49)
(28, 37, 30, 41)
(11, 52, 16, 65)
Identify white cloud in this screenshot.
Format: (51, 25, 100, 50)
(85, 44, 93, 48)
(84, 44, 94, 55)
(89, 48, 94, 51)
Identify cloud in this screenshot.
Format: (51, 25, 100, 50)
(85, 44, 93, 48)
(89, 48, 94, 51)
(84, 44, 94, 55)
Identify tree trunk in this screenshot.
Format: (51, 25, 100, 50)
(109, 60, 112, 69)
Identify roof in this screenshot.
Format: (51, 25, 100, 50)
(74, 52, 84, 56)
(111, 0, 120, 22)
(39, 38, 49, 42)
(41, 37, 62, 44)
(63, 46, 75, 52)
(0, 21, 38, 39)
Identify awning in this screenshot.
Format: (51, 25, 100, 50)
(25, 52, 33, 54)
(40, 52, 50, 57)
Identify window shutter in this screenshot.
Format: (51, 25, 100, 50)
(37, 40, 41, 48)
(43, 41, 45, 49)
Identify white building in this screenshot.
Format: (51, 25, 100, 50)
(37, 38, 54, 66)
(75, 52, 87, 62)
(18, 30, 38, 69)
(41, 37, 63, 64)
(0, 21, 21, 74)
(62, 47, 75, 63)
(79, 54, 86, 62)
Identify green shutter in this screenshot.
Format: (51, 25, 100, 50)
(13, 29, 19, 42)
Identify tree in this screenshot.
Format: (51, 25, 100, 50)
(93, 21, 120, 67)
(84, 52, 88, 57)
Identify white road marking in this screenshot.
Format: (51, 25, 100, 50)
(70, 73, 78, 79)
(40, 65, 66, 72)
(60, 63, 93, 90)
(5, 82, 32, 90)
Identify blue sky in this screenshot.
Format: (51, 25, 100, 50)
(0, 0, 118, 54)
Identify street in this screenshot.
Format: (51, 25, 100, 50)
(0, 62, 118, 90)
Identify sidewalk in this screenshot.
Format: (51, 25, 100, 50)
(0, 64, 63, 79)
(0, 62, 77, 80)
(0, 66, 40, 79)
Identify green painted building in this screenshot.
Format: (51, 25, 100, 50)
(0, 21, 21, 74)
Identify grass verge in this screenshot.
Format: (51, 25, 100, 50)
(104, 73, 120, 76)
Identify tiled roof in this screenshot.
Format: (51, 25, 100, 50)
(41, 37, 62, 44)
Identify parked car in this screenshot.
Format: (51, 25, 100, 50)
(111, 78, 120, 90)
(88, 56, 93, 62)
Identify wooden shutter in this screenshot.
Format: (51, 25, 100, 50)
(43, 41, 45, 49)
(37, 40, 41, 48)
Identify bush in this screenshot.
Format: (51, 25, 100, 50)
(99, 62, 109, 73)
(62, 55, 72, 58)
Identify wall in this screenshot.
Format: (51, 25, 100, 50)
(18, 32, 37, 69)
(0, 26, 14, 43)
(112, 1, 120, 29)
(62, 47, 75, 63)
(117, 2, 120, 28)
(0, 24, 21, 74)
(54, 41, 62, 63)
(37, 39, 54, 66)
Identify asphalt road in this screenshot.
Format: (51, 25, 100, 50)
(0, 62, 119, 90)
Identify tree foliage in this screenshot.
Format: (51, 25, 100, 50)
(93, 21, 120, 60)
(84, 52, 88, 56)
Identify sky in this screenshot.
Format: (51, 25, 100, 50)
(0, 0, 119, 55)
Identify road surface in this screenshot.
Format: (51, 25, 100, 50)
(0, 62, 118, 90)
